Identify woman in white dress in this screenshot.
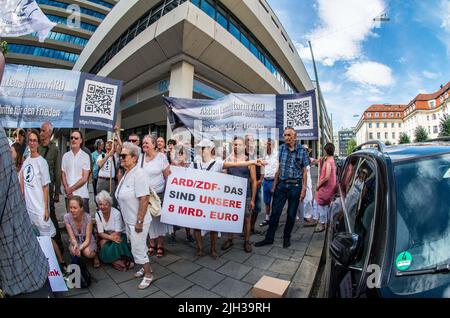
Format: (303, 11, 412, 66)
(140, 135, 171, 258)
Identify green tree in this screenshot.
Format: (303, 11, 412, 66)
(347, 138, 357, 155)
(439, 114, 450, 137)
(399, 133, 411, 144)
(414, 126, 428, 142)
(0, 40, 7, 55)
(385, 140, 392, 146)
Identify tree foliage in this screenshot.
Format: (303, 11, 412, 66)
(399, 133, 411, 144)
(414, 126, 428, 142)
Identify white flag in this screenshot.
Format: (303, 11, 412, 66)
(0, 0, 57, 42)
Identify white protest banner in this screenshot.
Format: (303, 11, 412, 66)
(0, 0, 56, 42)
(161, 166, 248, 233)
(36, 236, 68, 292)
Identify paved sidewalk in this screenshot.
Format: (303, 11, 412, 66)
(55, 168, 325, 298)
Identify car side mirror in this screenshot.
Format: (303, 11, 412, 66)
(330, 232, 360, 267)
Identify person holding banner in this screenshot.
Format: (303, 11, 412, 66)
(96, 139, 118, 202)
(115, 142, 154, 289)
(20, 129, 66, 271)
(61, 130, 91, 215)
(255, 127, 310, 249)
(191, 139, 263, 258)
(221, 137, 258, 254)
(140, 135, 171, 258)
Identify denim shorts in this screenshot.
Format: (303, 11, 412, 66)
(262, 179, 274, 205)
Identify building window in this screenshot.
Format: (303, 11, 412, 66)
(429, 100, 436, 108)
(391, 123, 394, 128)
(369, 123, 372, 128)
(382, 112, 387, 118)
(392, 132, 395, 139)
(384, 132, 388, 139)
(384, 122, 387, 128)
(390, 112, 394, 117)
(369, 133, 373, 139)
(367, 113, 371, 118)
(377, 132, 381, 139)
(432, 114, 437, 120)
(399, 123, 401, 128)
(434, 126, 438, 134)
(376, 122, 380, 128)
(375, 112, 379, 117)
(397, 112, 400, 117)
(216, 6, 228, 29)
(427, 115, 430, 121)
(428, 126, 431, 133)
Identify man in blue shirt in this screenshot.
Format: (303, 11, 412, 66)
(255, 127, 310, 248)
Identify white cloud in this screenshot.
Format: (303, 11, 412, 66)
(296, 0, 385, 66)
(320, 81, 341, 93)
(398, 56, 407, 64)
(367, 95, 384, 102)
(440, 0, 450, 31)
(422, 70, 441, 79)
(345, 61, 394, 87)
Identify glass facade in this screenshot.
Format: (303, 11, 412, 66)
(36, 0, 106, 19)
(47, 14, 98, 32)
(8, 44, 79, 63)
(29, 31, 89, 46)
(86, 0, 114, 9)
(90, 0, 296, 93)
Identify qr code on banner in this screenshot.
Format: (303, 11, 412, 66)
(80, 80, 118, 121)
(284, 97, 313, 130)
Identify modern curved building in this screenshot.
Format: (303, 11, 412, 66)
(4, 0, 119, 69)
(73, 0, 325, 148)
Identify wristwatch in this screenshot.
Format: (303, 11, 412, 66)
(137, 219, 143, 225)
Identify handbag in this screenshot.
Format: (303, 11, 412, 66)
(147, 187, 162, 217)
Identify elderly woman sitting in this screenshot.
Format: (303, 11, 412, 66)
(95, 190, 133, 269)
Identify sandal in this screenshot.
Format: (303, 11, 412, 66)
(138, 276, 153, 290)
(148, 244, 156, 256)
(93, 257, 101, 268)
(303, 219, 317, 227)
(244, 241, 252, 253)
(196, 249, 205, 257)
(314, 224, 326, 233)
(210, 249, 218, 259)
(134, 267, 145, 278)
(221, 239, 233, 251)
(157, 247, 164, 258)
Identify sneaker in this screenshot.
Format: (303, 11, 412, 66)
(254, 239, 273, 247)
(134, 267, 145, 278)
(259, 219, 269, 227)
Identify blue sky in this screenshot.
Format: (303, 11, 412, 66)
(267, 0, 450, 132)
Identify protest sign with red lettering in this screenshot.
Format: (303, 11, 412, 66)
(161, 166, 248, 233)
(37, 236, 68, 292)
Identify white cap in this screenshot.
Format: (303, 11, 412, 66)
(196, 139, 215, 149)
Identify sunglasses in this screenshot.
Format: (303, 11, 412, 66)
(129, 139, 138, 143)
(70, 136, 80, 140)
(120, 153, 131, 159)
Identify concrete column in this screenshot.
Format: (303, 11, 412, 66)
(167, 61, 194, 139)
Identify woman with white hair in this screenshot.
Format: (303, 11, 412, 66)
(115, 142, 153, 289)
(95, 190, 133, 269)
(140, 135, 171, 258)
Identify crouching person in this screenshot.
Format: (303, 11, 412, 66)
(95, 191, 133, 271)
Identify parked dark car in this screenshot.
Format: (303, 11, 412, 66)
(324, 139, 450, 298)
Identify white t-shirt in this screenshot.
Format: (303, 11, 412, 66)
(140, 153, 169, 194)
(97, 154, 116, 178)
(262, 152, 278, 179)
(21, 156, 50, 216)
(115, 165, 150, 225)
(95, 207, 125, 233)
(61, 149, 91, 198)
(189, 158, 224, 172)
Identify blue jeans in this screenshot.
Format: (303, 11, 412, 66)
(265, 181, 302, 242)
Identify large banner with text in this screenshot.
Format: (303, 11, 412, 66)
(161, 166, 248, 233)
(37, 236, 68, 292)
(0, 64, 122, 131)
(164, 90, 318, 141)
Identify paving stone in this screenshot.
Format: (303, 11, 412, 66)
(112, 293, 129, 298)
(194, 255, 228, 270)
(217, 260, 252, 280)
(88, 266, 110, 281)
(118, 277, 159, 298)
(167, 259, 202, 277)
(243, 254, 276, 270)
(211, 277, 253, 298)
(150, 262, 173, 281)
(292, 256, 319, 286)
(154, 273, 194, 297)
(146, 290, 171, 298)
(286, 283, 310, 298)
(153, 253, 182, 267)
(277, 273, 294, 281)
(290, 250, 305, 262)
(222, 248, 252, 263)
(186, 267, 226, 290)
(105, 267, 137, 284)
(269, 259, 299, 276)
(268, 247, 294, 260)
(88, 277, 123, 298)
(175, 285, 221, 298)
(68, 292, 93, 298)
(241, 268, 279, 285)
(288, 241, 309, 252)
(58, 287, 90, 298)
(252, 243, 274, 255)
(305, 245, 323, 258)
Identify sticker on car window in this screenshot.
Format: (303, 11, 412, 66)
(443, 168, 450, 179)
(396, 251, 412, 271)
